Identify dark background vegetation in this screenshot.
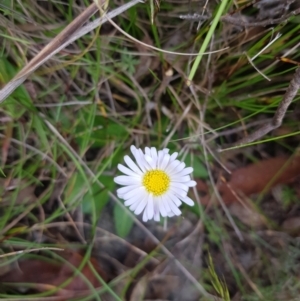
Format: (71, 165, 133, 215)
(1, 0, 300, 300)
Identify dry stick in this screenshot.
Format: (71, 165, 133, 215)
(16, 3, 99, 79)
(0, 0, 142, 103)
(0, 3, 99, 103)
(228, 0, 261, 15)
(180, 7, 300, 27)
(0, 247, 64, 258)
(222, 7, 300, 27)
(223, 67, 300, 148)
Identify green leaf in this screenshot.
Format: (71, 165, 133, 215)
(113, 202, 134, 238)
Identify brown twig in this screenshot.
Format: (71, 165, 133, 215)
(180, 7, 300, 28)
(0, 0, 142, 103)
(16, 3, 99, 80)
(0, 3, 98, 103)
(228, 0, 261, 15)
(220, 67, 300, 149)
(222, 7, 300, 27)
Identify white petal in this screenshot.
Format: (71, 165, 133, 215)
(165, 194, 181, 216)
(163, 148, 169, 154)
(145, 155, 156, 169)
(117, 185, 140, 197)
(158, 197, 168, 217)
(170, 182, 189, 192)
(118, 164, 141, 177)
(154, 210, 160, 221)
(124, 193, 147, 206)
(167, 198, 181, 216)
(124, 156, 143, 175)
(157, 151, 164, 169)
(130, 145, 138, 154)
(122, 187, 144, 200)
(135, 148, 149, 172)
(150, 147, 158, 163)
(162, 197, 171, 212)
(186, 180, 197, 187)
(142, 208, 148, 222)
(182, 196, 195, 206)
(169, 186, 188, 198)
(130, 199, 140, 211)
(124, 193, 143, 206)
(145, 147, 151, 156)
(138, 149, 151, 171)
(146, 195, 154, 220)
(169, 152, 178, 162)
(168, 193, 182, 206)
(167, 211, 175, 217)
(171, 175, 191, 183)
(174, 167, 194, 177)
(173, 162, 186, 174)
(131, 147, 147, 172)
(153, 202, 159, 216)
(134, 196, 148, 215)
(159, 154, 170, 170)
(165, 160, 181, 174)
(114, 176, 139, 185)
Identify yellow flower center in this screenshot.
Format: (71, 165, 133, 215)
(142, 169, 170, 196)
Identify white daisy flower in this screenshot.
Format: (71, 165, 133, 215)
(114, 145, 197, 222)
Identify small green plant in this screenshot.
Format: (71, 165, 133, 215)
(119, 48, 139, 75)
(207, 253, 230, 301)
(281, 186, 298, 209)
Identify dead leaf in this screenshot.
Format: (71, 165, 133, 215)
(0, 250, 106, 300)
(0, 179, 37, 206)
(199, 154, 300, 205)
(145, 275, 180, 300)
(130, 275, 148, 301)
